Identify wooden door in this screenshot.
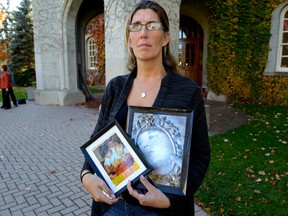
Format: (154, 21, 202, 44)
(178, 16, 203, 86)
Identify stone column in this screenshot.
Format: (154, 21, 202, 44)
(32, 0, 85, 106)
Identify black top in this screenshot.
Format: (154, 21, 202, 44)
(82, 68, 210, 216)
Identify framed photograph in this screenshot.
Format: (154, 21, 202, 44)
(127, 106, 194, 196)
(80, 120, 153, 197)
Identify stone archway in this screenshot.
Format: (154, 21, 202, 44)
(33, 0, 104, 106)
(75, 0, 104, 99)
(33, 0, 86, 106)
(33, 0, 181, 106)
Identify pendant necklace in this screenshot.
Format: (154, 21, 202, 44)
(136, 74, 165, 98)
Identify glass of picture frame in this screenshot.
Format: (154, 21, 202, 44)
(80, 120, 153, 197)
(127, 106, 194, 196)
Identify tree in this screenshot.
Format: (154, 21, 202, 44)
(8, 0, 34, 77)
(0, 3, 10, 61)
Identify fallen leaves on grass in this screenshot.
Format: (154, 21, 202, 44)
(255, 178, 263, 183)
(233, 197, 242, 201)
(258, 171, 266, 176)
(259, 198, 269, 203)
(247, 173, 257, 178)
(246, 167, 254, 173)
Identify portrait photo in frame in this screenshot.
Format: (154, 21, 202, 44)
(127, 106, 194, 196)
(80, 120, 153, 197)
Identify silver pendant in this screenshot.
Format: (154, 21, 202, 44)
(141, 92, 146, 98)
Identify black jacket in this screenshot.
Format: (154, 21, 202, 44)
(82, 68, 210, 216)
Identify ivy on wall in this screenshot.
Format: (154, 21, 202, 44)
(206, 0, 288, 104)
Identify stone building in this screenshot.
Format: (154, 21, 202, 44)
(32, 0, 288, 105)
(32, 0, 209, 105)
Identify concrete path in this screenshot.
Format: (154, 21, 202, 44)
(0, 102, 207, 216)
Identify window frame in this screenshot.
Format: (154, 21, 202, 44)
(87, 37, 97, 70)
(277, 5, 288, 72)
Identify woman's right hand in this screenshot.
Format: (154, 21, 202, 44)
(82, 171, 120, 205)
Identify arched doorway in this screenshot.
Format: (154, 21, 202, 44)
(178, 15, 204, 86)
(76, 0, 104, 99)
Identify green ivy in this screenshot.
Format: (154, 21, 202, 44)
(206, 0, 287, 104)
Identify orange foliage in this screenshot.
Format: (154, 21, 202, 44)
(0, 39, 9, 60)
(85, 14, 105, 85)
(0, 11, 8, 28)
(0, 11, 9, 60)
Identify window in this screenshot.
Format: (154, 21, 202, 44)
(87, 37, 97, 70)
(278, 6, 288, 71)
(265, 2, 288, 74)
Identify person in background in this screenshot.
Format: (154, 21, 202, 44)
(7, 66, 18, 107)
(0, 65, 12, 109)
(80, 1, 210, 215)
(0, 69, 1, 107)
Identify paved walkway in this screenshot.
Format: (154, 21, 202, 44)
(0, 100, 248, 216)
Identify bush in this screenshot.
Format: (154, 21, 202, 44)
(14, 69, 36, 87)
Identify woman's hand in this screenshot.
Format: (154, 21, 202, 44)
(127, 175, 170, 208)
(82, 171, 120, 205)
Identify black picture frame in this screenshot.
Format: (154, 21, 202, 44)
(127, 106, 194, 196)
(80, 120, 153, 197)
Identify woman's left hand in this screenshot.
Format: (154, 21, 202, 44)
(127, 175, 170, 208)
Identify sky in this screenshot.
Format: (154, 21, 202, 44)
(1, 0, 22, 11)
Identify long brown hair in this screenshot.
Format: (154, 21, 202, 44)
(125, 0, 179, 72)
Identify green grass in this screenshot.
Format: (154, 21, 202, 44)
(88, 86, 105, 93)
(195, 104, 288, 216)
(0, 86, 27, 101)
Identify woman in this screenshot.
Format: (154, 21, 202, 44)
(0, 65, 12, 109)
(81, 1, 210, 215)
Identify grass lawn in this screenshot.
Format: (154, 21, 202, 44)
(0, 86, 27, 101)
(195, 104, 287, 215)
(88, 86, 105, 93)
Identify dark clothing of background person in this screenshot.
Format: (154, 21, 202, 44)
(0, 70, 12, 109)
(8, 69, 18, 107)
(81, 68, 210, 216)
(8, 86, 18, 107)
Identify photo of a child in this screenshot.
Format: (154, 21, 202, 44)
(93, 134, 139, 186)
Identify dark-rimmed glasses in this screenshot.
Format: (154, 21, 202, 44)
(128, 22, 164, 32)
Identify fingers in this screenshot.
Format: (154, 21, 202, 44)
(83, 174, 118, 204)
(101, 190, 115, 200)
(127, 180, 137, 196)
(127, 180, 145, 200)
(96, 181, 118, 203)
(127, 175, 170, 208)
(139, 175, 154, 191)
(98, 189, 120, 205)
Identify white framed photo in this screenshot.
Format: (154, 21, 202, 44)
(80, 120, 153, 196)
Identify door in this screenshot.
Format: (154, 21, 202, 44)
(178, 16, 203, 86)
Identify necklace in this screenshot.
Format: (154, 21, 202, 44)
(136, 74, 165, 98)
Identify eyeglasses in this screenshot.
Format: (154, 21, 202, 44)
(128, 22, 164, 32)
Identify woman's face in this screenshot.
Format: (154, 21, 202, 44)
(128, 9, 169, 63)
